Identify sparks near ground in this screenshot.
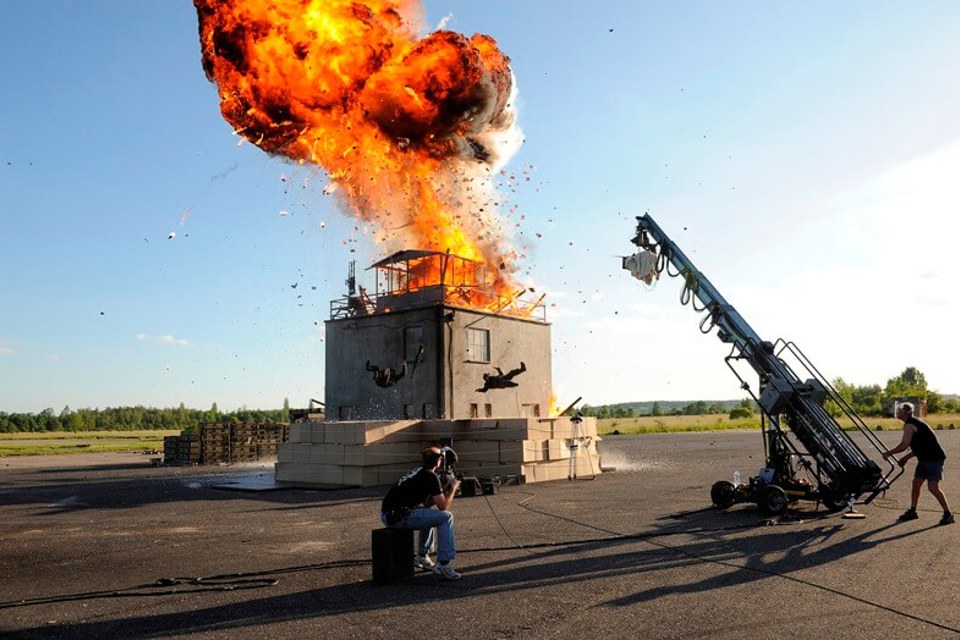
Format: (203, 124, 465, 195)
(194, 0, 525, 301)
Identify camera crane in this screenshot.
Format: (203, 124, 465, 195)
(623, 214, 902, 515)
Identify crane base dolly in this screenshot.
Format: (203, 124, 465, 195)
(624, 214, 903, 516)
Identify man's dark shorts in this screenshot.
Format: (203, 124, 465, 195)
(915, 460, 945, 481)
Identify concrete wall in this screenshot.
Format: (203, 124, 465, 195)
(325, 307, 442, 421)
(275, 417, 601, 488)
(325, 304, 551, 420)
(445, 309, 552, 420)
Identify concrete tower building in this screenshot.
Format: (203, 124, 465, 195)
(275, 251, 600, 488)
(325, 250, 551, 421)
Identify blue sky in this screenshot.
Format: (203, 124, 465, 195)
(2, 1, 959, 413)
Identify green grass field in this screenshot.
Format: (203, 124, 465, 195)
(597, 413, 960, 436)
(0, 430, 179, 457)
(2, 415, 959, 456)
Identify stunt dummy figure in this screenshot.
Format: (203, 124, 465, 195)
(366, 360, 407, 388)
(476, 361, 526, 392)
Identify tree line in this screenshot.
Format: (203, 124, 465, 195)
(583, 367, 959, 419)
(0, 402, 290, 433)
(830, 366, 958, 416)
(582, 398, 756, 420)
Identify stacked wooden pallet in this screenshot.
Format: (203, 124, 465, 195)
(163, 432, 200, 465)
(275, 417, 601, 488)
(163, 423, 290, 465)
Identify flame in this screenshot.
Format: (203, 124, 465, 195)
(195, 0, 523, 299)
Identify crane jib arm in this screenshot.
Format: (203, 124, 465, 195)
(623, 214, 897, 506)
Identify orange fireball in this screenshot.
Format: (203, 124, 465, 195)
(194, 0, 522, 296)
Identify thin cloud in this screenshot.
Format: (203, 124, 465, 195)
(0, 346, 14, 355)
(137, 333, 190, 347)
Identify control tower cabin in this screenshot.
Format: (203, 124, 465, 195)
(325, 250, 551, 421)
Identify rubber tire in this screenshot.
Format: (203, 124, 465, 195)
(711, 480, 737, 509)
(820, 489, 851, 513)
(758, 485, 788, 516)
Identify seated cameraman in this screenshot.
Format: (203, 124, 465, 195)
(380, 446, 462, 580)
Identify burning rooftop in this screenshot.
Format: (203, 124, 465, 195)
(331, 250, 546, 321)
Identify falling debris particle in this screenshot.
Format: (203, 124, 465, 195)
(168, 231, 176, 240)
(322, 183, 338, 196)
(278, 210, 289, 216)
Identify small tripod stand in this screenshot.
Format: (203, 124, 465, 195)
(567, 411, 595, 480)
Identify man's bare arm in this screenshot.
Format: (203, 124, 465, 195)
(432, 478, 461, 511)
(883, 424, 916, 458)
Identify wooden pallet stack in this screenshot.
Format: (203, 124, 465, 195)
(163, 423, 289, 465)
(163, 432, 200, 465)
(199, 424, 231, 463)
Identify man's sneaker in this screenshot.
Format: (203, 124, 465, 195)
(941, 512, 955, 525)
(898, 508, 919, 521)
(433, 562, 462, 580)
(413, 555, 435, 571)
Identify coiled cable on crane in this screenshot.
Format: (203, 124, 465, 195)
(659, 249, 683, 279)
(698, 311, 718, 334)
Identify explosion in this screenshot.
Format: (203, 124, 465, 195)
(194, 0, 524, 297)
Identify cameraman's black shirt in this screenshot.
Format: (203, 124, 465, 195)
(381, 466, 443, 515)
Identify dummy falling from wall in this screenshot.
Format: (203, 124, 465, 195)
(366, 360, 408, 388)
(476, 362, 526, 392)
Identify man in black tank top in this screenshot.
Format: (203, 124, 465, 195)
(882, 402, 954, 524)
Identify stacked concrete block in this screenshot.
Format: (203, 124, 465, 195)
(275, 416, 601, 488)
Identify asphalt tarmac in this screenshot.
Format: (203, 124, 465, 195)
(2, 430, 960, 639)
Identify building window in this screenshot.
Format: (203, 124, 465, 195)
(404, 404, 417, 419)
(469, 403, 479, 418)
(338, 406, 357, 420)
(423, 404, 436, 419)
(521, 404, 541, 418)
(484, 403, 493, 417)
(404, 326, 423, 362)
(467, 328, 490, 362)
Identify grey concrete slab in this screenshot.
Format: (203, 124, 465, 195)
(2, 430, 959, 639)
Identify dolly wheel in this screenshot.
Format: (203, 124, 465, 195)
(820, 490, 851, 513)
(758, 485, 788, 516)
(711, 480, 737, 509)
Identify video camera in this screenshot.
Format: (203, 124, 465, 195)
(438, 445, 462, 488)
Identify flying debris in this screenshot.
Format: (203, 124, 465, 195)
(195, 0, 526, 297)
